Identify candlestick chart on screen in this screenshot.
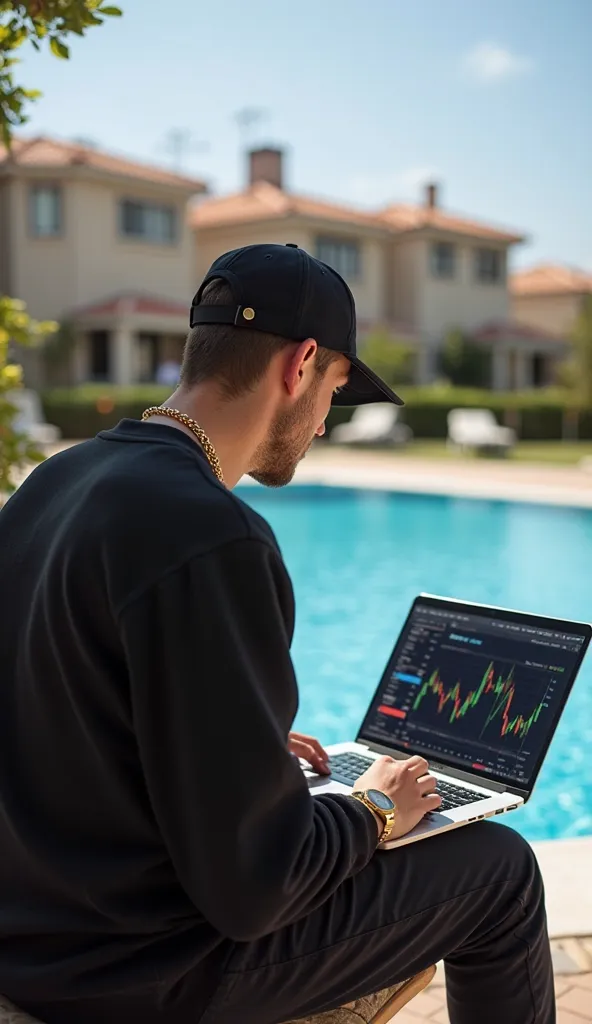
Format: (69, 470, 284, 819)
(410, 657, 551, 749)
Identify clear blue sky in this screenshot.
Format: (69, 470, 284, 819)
(17, 0, 592, 270)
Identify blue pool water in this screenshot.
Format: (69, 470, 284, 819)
(237, 484, 592, 842)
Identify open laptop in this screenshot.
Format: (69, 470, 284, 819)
(306, 594, 591, 848)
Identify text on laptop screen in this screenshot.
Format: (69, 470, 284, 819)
(359, 601, 587, 788)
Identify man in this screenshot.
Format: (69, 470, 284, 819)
(0, 244, 554, 1024)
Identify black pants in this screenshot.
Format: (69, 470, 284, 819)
(201, 822, 554, 1024)
(23, 822, 554, 1024)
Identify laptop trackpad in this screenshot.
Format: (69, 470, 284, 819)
(308, 776, 351, 795)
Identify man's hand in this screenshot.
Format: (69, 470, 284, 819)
(354, 755, 442, 841)
(288, 732, 330, 775)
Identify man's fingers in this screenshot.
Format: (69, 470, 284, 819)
(290, 740, 330, 775)
(417, 774, 438, 795)
(422, 792, 442, 810)
(406, 756, 430, 778)
(289, 739, 312, 760)
(290, 733, 329, 763)
(304, 735, 330, 763)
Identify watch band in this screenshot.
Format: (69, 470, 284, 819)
(351, 790, 396, 843)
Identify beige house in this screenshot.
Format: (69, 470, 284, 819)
(193, 148, 566, 389)
(0, 136, 206, 386)
(0, 138, 572, 391)
(511, 264, 592, 338)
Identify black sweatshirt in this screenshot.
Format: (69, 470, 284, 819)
(0, 420, 376, 1015)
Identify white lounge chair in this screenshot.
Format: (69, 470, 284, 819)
(447, 408, 515, 455)
(330, 405, 413, 447)
(8, 389, 61, 447)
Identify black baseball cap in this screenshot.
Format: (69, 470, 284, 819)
(190, 242, 404, 407)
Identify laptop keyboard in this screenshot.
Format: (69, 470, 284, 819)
(327, 753, 482, 811)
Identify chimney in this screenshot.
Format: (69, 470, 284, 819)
(248, 147, 284, 190)
(425, 182, 438, 209)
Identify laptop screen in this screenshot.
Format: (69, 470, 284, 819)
(358, 597, 590, 791)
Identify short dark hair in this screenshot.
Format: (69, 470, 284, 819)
(181, 279, 340, 399)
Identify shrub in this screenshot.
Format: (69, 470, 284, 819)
(43, 384, 592, 442)
(358, 331, 416, 387)
(42, 385, 170, 438)
(439, 329, 492, 388)
(0, 298, 57, 495)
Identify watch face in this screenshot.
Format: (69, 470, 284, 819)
(368, 789, 395, 812)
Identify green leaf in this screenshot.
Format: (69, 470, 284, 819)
(49, 37, 70, 59)
(5, 93, 23, 114)
(99, 5, 123, 14)
(10, 26, 27, 47)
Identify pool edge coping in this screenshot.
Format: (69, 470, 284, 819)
(264, 460, 592, 509)
(532, 836, 592, 938)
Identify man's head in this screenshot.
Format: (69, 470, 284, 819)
(181, 278, 349, 486)
(180, 244, 403, 487)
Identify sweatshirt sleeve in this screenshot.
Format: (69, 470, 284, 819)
(118, 537, 377, 941)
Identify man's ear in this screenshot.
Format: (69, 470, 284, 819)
(284, 339, 318, 396)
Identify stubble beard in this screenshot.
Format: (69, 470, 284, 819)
(249, 382, 320, 489)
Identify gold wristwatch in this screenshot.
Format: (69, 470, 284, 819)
(351, 789, 396, 843)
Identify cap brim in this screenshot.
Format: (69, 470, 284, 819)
(332, 356, 405, 407)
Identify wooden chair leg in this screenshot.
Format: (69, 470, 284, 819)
(368, 965, 437, 1023)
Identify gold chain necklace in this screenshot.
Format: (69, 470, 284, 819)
(141, 406, 225, 485)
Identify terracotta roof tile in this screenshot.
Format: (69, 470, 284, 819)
(473, 319, 568, 343)
(511, 264, 592, 296)
(0, 136, 206, 191)
(191, 182, 386, 230)
(380, 203, 524, 243)
(71, 292, 188, 319)
(192, 182, 523, 244)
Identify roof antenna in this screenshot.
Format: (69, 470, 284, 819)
(160, 129, 209, 173)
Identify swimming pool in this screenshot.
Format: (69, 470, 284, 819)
(237, 484, 592, 842)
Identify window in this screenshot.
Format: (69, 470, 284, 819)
(315, 237, 361, 280)
(475, 248, 504, 284)
(430, 241, 456, 279)
(29, 185, 62, 237)
(88, 330, 111, 381)
(119, 199, 177, 244)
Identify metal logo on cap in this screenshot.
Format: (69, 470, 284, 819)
(242, 307, 255, 321)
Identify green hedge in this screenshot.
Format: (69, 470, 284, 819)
(42, 384, 592, 441)
(42, 386, 171, 438)
(327, 387, 592, 440)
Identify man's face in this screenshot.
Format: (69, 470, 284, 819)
(250, 354, 349, 488)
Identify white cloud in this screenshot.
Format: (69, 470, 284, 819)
(343, 166, 439, 207)
(462, 43, 534, 83)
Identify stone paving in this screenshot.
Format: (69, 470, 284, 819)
(291, 446, 592, 508)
